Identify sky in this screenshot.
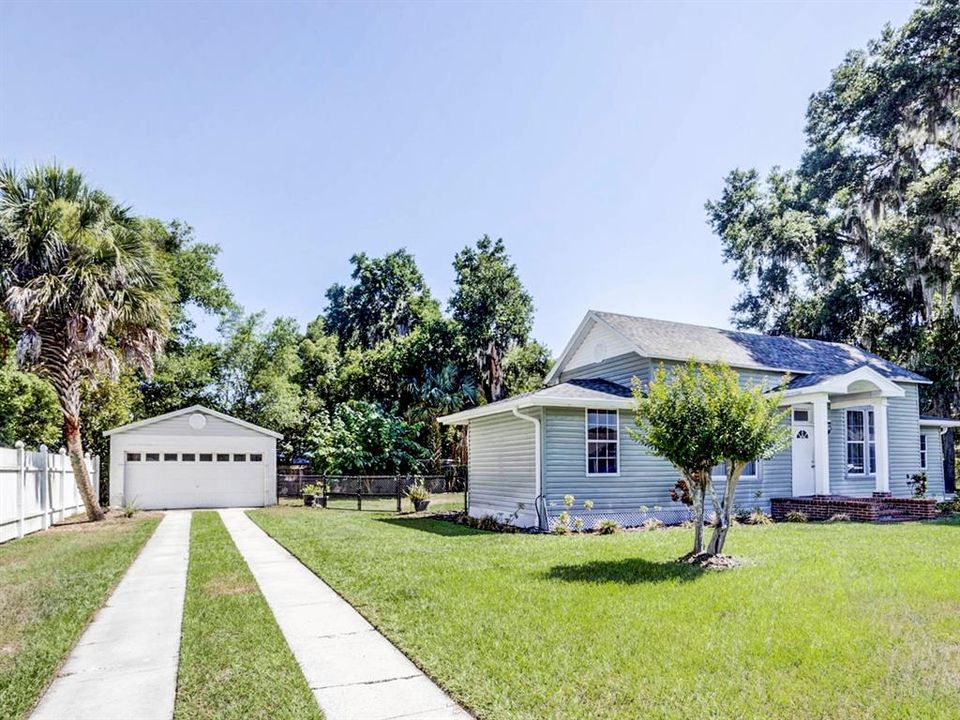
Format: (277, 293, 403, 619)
(0, 0, 917, 355)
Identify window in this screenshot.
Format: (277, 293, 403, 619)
(586, 409, 619, 475)
(920, 435, 927, 470)
(250, 453, 263, 462)
(846, 409, 876, 475)
(163, 453, 178, 462)
(199, 453, 213, 462)
(182, 453, 196, 462)
(233, 454, 247, 462)
(126, 452, 141, 462)
(793, 409, 809, 422)
(712, 460, 758, 478)
(216, 453, 230, 462)
(145, 453, 160, 462)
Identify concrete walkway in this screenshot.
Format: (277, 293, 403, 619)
(219, 508, 470, 720)
(31, 511, 192, 720)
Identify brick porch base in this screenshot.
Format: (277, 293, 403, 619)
(771, 495, 940, 522)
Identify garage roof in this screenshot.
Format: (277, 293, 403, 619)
(103, 405, 284, 439)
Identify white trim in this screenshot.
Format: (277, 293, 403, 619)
(779, 366, 906, 402)
(104, 404, 283, 439)
(919, 417, 960, 428)
(584, 408, 620, 477)
(438, 394, 633, 425)
(844, 407, 877, 477)
(920, 434, 928, 471)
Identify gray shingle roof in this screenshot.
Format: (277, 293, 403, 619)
(593, 311, 928, 383)
(494, 378, 633, 406)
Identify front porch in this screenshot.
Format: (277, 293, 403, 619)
(778, 366, 905, 497)
(771, 495, 940, 522)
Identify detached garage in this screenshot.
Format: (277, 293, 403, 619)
(106, 405, 280, 509)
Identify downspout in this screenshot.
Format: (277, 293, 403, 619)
(511, 407, 545, 530)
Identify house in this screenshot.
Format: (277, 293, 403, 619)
(106, 405, 281, 509)
(439, 310, 959, 529)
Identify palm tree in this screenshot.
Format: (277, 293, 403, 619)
(406, 364, 477, 471)
(0, 165, 172, 521)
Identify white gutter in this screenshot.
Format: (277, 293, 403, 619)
(511, 407, 544, 530)
(439, 395, 632, 425)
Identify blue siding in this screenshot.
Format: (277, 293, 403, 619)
(558, 352, 648, 388)
(543, 407, 791, 525)
(888, 384, 922, 497)
(922, 429, 945, 496)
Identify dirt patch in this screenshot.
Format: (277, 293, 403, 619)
(50, 509, 162, 533)
(676, 552, 743, 570)
(203, 574, 258, 598)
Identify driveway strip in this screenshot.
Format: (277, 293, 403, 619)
(219, 508, 471, 720)
(30, 511, 192, 720)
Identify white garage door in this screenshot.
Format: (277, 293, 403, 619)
(124, 451, 267, 509)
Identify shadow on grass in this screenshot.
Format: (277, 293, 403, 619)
(546, 557, 705, 584)
(377, 516, 489, 537)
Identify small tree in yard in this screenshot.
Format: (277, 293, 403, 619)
(704, 366, 790, 555)
(630, 362, 721, 556)
(631, 362, 789, 559)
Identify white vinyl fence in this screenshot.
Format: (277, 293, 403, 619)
(0, 443, 100, 544)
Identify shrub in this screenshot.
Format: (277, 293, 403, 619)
(907, 472, 928, 498)
(937, 496, 960, 513)
(641, 518, 664, 531)
(122, 499, 139, 518)
(572, 517, 585, 532)
(553, 522, 570, 535)
(747, 510, 773, 525)
(596, 519, 621, 535)
(302, 483, 321, 496)
(457, 514, 519, 533)
(826, 513, 851, 523)
(784, 510, 808, 523)
(734, 506, 751, 523)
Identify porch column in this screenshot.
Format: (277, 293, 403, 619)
(813, 395, 831, 495)
(873, 399, 890, 494)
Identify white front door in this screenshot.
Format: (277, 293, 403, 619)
(791, 417, 816, 496)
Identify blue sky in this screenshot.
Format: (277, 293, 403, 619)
(1, 0, 916, 353)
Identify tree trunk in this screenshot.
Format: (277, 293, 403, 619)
(486, 341, 504, 403)
(943, 429, 956, 494)
(65, 413, 104, 521)
(689, 473, 707, 555)
(707, 464, 745, 556)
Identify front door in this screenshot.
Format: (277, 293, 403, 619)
(791, 410, 816, 496)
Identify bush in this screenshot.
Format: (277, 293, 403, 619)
(734, 507, 751, 523)
(641, 518, 664, 531)
(826, 513, 851, 523)
(404, 477, 430, 502)
(596, 519, 621, 535)
(122, 499, 139, 518)
(747, 510, 773, 525)
(553, 522, 570, 535)
(302, 483, 321, 496)
(936, 496, 960, 513)
(907, 472, 928, 498)
(456, 513, 520, 533)
(784, 510, 808, 523)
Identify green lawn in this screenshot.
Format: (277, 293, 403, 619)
(174, 511, 322, 720)
(0, 512, 161, 720)
(249, 507, 960, 720)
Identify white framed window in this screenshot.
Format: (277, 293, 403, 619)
(250, 453, 263, 462)
(920, 435, 927, 470)
(216, 453, 230, 462)
(145, 453, 160, 462)
(126, 452, 141, 462)
(163, 453, 178, 462)
(712, 459, 758, 479)
(846, 409, 876, 475)
(182, 453, 196, 462)
(586, 409, 619, 475)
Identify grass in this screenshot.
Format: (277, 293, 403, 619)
(174, 511, 322, 720)
(0, 511, 161, 720)
(249, 507, 960, 720)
